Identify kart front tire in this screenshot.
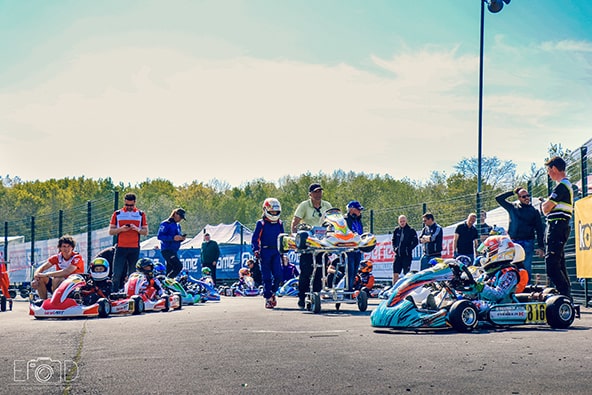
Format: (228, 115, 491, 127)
(546, 295, 575, 329)
(295, 231, 309, 250)
(448, 300, 478, 332)
(98, 298, 111, 318)
(162, 296, 170, 312)
(9, 289, 17, 299)
(131, 296, 144, 315)
(174, 293, 183, 310)
(311, 292, 321, 314)
(357, 289, 368, 312)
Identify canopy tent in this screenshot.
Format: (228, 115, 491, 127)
(182, 221, 253, 249)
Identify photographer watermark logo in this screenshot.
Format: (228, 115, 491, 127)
(14, 358, 79, 384)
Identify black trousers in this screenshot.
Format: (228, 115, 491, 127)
(162, 249, 183, 279)
(545, 219, 571, 298)
(298, 252, 323, 301)
(112, 247, 140, 292)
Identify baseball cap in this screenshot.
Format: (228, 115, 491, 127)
(309, 183, 323, 193)
(347, 200, 364, 211)
(174, 208, 186, 220)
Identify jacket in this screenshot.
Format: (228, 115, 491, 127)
(157, 218, 183, 252)
(391, 224, 419, 258)
(495, 191, 545, 249)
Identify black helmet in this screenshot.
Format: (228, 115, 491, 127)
(136, 258, 154, 275)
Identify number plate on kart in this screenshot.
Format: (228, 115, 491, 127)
(489, 303, 546, 325)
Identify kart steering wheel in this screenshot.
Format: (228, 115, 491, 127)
(450, 261, 476, 286)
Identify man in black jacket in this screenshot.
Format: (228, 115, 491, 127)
(419, 213, 443, 271)
(392, 215, 419, 283)
(496, 187, 545, 278)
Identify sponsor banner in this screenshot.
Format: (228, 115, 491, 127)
(575, 195, 592, 278)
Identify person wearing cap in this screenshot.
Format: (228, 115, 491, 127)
(109, 192, 149, 292)
(345, 200, 365, 291)
(157, 208, 188, 278)
(291, 182, 333, 308)
(541, 156, 573, 299)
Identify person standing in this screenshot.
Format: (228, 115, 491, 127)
(291, 183, 333, 309)
(418, 213, 443, 271)
(201, 232, 220, 286)
(391, 215, 419, 284)
(478, 210, 493, 242)
(251, 198, 284, 309)
(344, 200, 364, 291)
(541, 156, 573, 299)
(157, 208, 187, 279)
(453, 213, 479, 261)
(495, 187, 545, 277)
(109, 193, 148, 292)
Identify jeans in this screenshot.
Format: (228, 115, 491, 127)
(512, 239, 535, 278)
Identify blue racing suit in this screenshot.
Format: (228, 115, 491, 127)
(252, 218, 284, 299)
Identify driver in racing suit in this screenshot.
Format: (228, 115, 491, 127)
(463, 235, 519, 314)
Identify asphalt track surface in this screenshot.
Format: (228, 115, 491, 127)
(1, 296, 591, 395)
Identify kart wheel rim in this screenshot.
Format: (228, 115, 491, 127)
(558, 303, 573, 321)
(462, 307, 477, 326)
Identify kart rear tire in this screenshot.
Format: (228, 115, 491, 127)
(131, 295, 144, 315)
(295, 231, 309, 250)
(357, 290, 368, 312)
(546, 295, 575, 329)
(311, 292, 321, 314)
(0, 295, 6, 312)
(278, 234, 289, 254)
(448, 300, 478, 332)
(98, 298, 111, 318)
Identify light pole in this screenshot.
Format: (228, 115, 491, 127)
(477, 0, 511, 234)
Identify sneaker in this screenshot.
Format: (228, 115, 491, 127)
(271, 295, 277, 307)
(297, 298, 305, 309)
(265, 299, 274, 309)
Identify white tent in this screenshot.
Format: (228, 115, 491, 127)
(181, 221, 253, 249)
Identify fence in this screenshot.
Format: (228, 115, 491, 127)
(2, 140, 591, 306)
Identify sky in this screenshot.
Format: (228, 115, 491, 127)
(0, 0, 591, 188)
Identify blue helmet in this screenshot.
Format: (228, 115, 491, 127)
(153, 262, 167, 276)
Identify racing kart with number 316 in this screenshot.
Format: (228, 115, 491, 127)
(370, 258, 578, 332)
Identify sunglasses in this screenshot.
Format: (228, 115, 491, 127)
(125, 203, 135, 207)
(519, 194, 530, 198)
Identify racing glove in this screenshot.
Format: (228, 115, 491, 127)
(472, 282, 485, 293)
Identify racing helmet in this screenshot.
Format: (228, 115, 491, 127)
(359, 260, 373, 273)
(153, 262, 167, 276)
(136, 258, 154, 276)
(90, 257, 109, 281)
(262, 198, 281, 222)
(477, 235, 515, 274)
(511, 243, 526, 265)
(239, 268, 250, 278)
(455, 255, 473, 268)
(201, 267, 211, 276)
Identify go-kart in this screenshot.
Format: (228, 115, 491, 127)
(221, 276, 262, 297)
(157, 275, 202, 305)
(176, 271, 220, 302)
(370, 259, 579, 332)
(277, 208, 377, 314)
(276, 277, 299, 297)
(278, 208, 376, 253)
(29, 274, 141, 319)
(122, 272, 182, 312)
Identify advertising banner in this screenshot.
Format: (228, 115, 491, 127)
(575, 195, 592, 278)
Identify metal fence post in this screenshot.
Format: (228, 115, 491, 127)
(58, 210, 63, 238)
(30, 216, 35, 269)
(87, 201, 92, 269)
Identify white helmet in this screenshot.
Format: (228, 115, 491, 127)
(262, 198, 281, 222)
(90, 257, 110, 281)
(511, 243, 526, 264)
(477, 235, 516, 274)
